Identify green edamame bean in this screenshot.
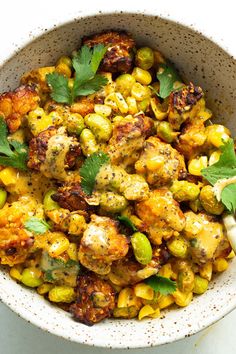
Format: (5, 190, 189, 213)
(79, 128, 99, 156)
(84, 114, 112, 142)
(99, 192, 128, 213)
(170, 181, 200, 202)
(66, 113, 85, 135)
(43, 189, 60, 211)
(167, 236, 189, 258)
(21, 267, 43, 288)
(135, 47, 154, 70)
(199, 185, 224, 215)
(131, 232, 152, 265)
(0, 187, 7, 208)
(157, 121, 175, 143)
(115, 74, 136, 97)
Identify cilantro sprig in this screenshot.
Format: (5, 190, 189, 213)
(80, 151, 110, 195)
(145, 275, 177, 295)
(24, 217, 51, 234)
(0, 117, 28, 171)
(201, 138, 236, 213)
(155, 63, 183, 99)
(46, 44, 108, 105)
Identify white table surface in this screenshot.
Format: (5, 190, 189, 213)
(1, 1, 236, 353)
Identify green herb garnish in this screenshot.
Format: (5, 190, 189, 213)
(156, 63, 183, 99)
(24, 217, 51, 234)
(46, 44, 108, 105)
(145, 275, 177, 295)
(0, 117, 28, 170)
(117, 215, 137, 232)
(201, 138, 236, 213)
(80, 151, 110, 195)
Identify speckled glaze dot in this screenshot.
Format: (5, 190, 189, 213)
(0, 12, 236, 349)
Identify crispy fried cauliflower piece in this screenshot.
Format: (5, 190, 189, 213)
(183, 211, 231, 264)
(135, 189, 186, 245)
(0, 85, 39, 132)
(107, 113, 153, 168)
(28, 127, 81, 180)
(70, 273, 115, 325)
(21, 67, 55, 93)
(135, 136, 186, 186)
(83, 31, 135, 73)
(78, 215, 129, 275)
(168, 83, 203, 130)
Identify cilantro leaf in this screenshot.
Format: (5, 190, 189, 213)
(0, 117, 28, 170)
(24, 217, 51, 234)
(117, 215, 137, 232)
(80, 151, 110, 195)
(46, 44, 108, 105)
(46, 72, 72, 104)
(156, 63, 183, 99)
(201, 139, 236, 213)
(145, 275, 177, 295)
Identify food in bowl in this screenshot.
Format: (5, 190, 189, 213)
(0, 30, 235, 326)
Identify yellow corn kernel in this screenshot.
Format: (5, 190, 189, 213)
(117, 288, 142, 308)
(149, 308, 161, 318)
(138, 305, 155, 320)
(198, 108, 212, 121)
(193, 275, 209, 294)
(173, 290, 193, 307)
(188, 156, 208, 176)
(213, 258, 229, 272)
(104, 93, 119, 112)
(206, 125, 230, 148)
(113, 306, 139, 319)
(150, 97, 168, 120)
(114, 92, 129, 114)
(199, 262, 213, 281)
(48, 236, 70, 257)
(131, 83, 151, 101)
(126, 96, 138, 115)
(157, 295, 175, 309)
(27, 108, 61, 136)
(158, 263, 173, 279)
(48, 286, 75, 303)
(227, 250, 235, 259)
(146, 155, 165, 171)
(55, 62, 72, 78)
(9, 266, 22, 281)
(0, 167, 18, 186)
(136, 267, 158, 280)
(37, 283, 54, 295)
(47, 111, 63, 126)
(134, 283, 154, 300)
(68, 214, 86, 235)
(132, 67, 152, 85)
(67, 243, 77, 261)
(94, 104, 112, 117)
(209, 150, 221, 166)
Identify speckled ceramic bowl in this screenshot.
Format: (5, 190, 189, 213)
(0, 11, 236, 349)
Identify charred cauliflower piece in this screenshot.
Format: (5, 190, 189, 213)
(70, 273, 115, 325)
(135, 136, 186, 186)
(28, 126, 81, 180)
(136, 189, 186, 245)
(83, 31, 135, 73)
(21, 67, 55, 93)
(78, 215, 129, 275)
(168, 83, 203, 130)
(184, 211, 231, 264)
(107, 113, 153, 168)
(0, 85, 39, 132)
(174, 119, 207, 160)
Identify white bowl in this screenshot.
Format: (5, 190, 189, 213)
(0, 11, 236, 349)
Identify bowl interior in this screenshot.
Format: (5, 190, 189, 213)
(0, 12, 236, 348)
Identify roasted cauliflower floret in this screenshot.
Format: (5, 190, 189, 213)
(135, 136, 186, 186)
(27, 126, 81, 180)
(78, 215, 129, 275)
(70, 273, 115, 325)
(0, 85, 39, 132)
(135, 189, 186, 245)
(107, 113, 153, 168)
(21, 67, 55, 93)
(168, 83, 203, 130)
(83, 31, 135, 73)
(184, 211, 231, 264)
(174, 119, 207, 160)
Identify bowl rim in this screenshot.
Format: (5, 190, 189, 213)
(0, 9, 236, 349)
